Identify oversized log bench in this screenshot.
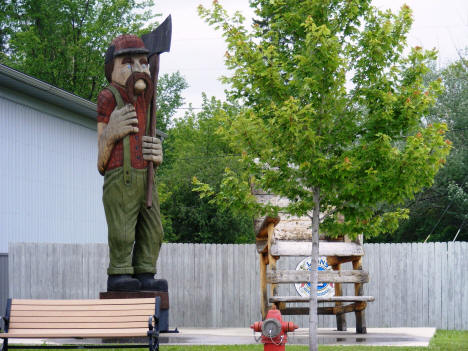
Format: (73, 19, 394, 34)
(255, 214, 374, 334)
(0, 298, 161, 351)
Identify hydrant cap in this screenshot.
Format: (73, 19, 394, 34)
(285, 321, 299, 332)
(250, 321, 262, 332)
(261, 318, 282, 338)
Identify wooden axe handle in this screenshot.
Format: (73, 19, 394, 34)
(146, 54, 160, 209)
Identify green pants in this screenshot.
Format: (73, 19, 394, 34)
(103, 167, 164, 275)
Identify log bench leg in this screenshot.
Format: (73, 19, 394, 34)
(260, 252, 268, 319)
(332, 263, 347, 331)
(266, 223, 280, 311)
(353, 258, 367, 334)
(268, 253, 278, 306)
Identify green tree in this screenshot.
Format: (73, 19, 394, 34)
(198, 1, 451, 348)
(374, 57, 468, 243)
(1, 0, 157, 101)
(158, 94, 254, 244)
(156, 71, 189, 134)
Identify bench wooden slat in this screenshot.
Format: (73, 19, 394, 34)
(281, 302, 367, 316)
(9, 322, 148, 329)
(12, 316, 149, 323)
(11, 304, 154, 311)
(270, 296, 375, 303)
(267, 270, 369, 284)
(0, 328, 149, 338)
(12, 298, 155, 306)
(10, 309, 154, 317)
(270, 241, 364, 257)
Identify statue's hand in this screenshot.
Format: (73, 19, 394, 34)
(142, 136, 163, 165)
(104, 104, 139, 143)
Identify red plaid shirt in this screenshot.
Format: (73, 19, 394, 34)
(97, 84, 148, 172)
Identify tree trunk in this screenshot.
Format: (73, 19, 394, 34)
(309, 187, 320, 351)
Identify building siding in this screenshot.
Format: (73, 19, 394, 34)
(0, 254, 7, 331)
(0, 95, 107, 253)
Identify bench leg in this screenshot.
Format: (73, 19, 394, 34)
(353, 258, 367, 334)
(260, 253, 268, 319)
(1, 338, 7, 351)
(148, 330, 159, 351)
(355, 310, 366, 334)
(155, 335, 160, 351)
(148, 307, 160, 351)
(267, 223, 279, 307)
(336, 310, 347, 331)
(332, 263, 347, 331)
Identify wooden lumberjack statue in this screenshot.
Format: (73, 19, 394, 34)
(97, 16, 172, 292)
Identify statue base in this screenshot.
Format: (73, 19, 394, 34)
(100, 291, 170, 332)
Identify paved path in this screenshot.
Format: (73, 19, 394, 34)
(160, 327, 436, 347)
(1, 327, 436, 347)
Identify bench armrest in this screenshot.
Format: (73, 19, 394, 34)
(148, 315, 159, 332)
(1, 316, 8, 333)
(148, 316, 153, 331)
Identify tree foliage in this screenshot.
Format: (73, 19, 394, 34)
(374, 56, 468, 242)
(0, 0, 158, 101)
(158, 95, 254, 244)
(156, 72, 189, 134)
(198, 0, 450, 239)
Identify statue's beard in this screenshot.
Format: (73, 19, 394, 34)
(125, 72, 153, 105)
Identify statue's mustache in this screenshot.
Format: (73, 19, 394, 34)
(125, 72, 153, 104)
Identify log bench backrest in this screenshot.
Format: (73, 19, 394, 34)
(3, 298, 156, 338)
(254, 211, 364, 257)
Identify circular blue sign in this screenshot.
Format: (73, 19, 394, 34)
(295, 256, 335, 297)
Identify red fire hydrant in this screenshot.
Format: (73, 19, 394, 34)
(251, 306, 299, 351)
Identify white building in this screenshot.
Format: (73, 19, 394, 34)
(0, 64, 106, 253)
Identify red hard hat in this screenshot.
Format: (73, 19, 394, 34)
(105, 34, 148, 63)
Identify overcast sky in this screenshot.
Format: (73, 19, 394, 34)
(154, 0, 468, 114)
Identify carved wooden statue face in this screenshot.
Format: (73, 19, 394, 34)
(110, 54, 153, 104)
(112, 54, 151, 94)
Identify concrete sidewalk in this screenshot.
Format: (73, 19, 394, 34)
(159, 327, 436, 346)
(1, 327, 436, 347)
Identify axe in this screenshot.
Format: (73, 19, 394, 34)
(141, 15, 172, 208)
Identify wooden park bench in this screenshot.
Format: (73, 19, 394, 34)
(254, 190, 374, 334)
(0, 298, 161, 351)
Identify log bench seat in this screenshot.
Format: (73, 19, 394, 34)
(269, 296, 375, 303)
(0, 298, 162, 351)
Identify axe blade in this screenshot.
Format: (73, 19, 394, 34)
(142, 15, 172, 57)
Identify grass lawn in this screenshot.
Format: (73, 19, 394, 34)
(161, 330, 467, 350)
(7, 330, 468, 351)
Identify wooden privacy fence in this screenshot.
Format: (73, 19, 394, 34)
(7, 242, 468, 330)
